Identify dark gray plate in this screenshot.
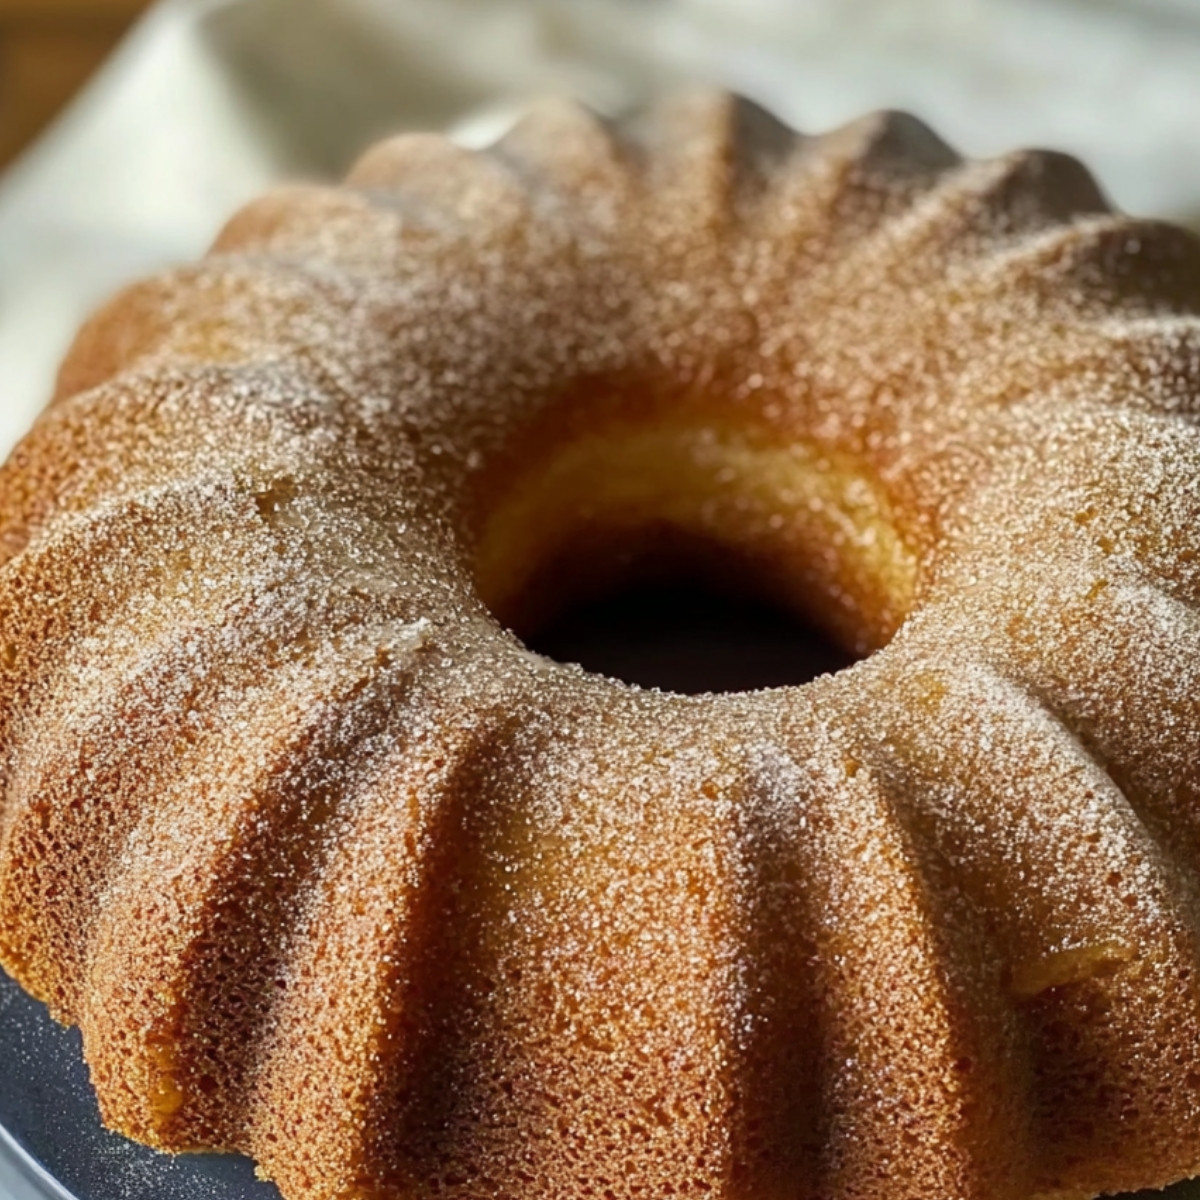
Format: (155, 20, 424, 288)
(3, 588, 1200, 1199)
(0, 964, 278, 1200)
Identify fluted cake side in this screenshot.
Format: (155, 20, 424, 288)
(1, 92, 1200, 1200)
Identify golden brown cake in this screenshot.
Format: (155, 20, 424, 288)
(2, 91, 1200, 1200)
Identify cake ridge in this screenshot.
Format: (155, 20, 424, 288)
(828, 645, 1200, 1197)
(247, 690, 549, 1198)
(79, 622, 434, 1151)
(999, 649, 1200, 913)
(743, 716, 1032, 1199)
(0, 576, 396, 1014)
(829, 147, 1110, 288)
(999, 570, 1200, 855)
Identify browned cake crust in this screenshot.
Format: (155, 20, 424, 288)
(2, 92, 1200, 1200)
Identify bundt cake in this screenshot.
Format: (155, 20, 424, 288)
(1, 91, 1200, 1200)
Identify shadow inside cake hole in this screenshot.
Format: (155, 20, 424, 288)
(526, 582, 858, 695)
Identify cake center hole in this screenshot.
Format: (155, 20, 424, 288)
(526, 581, 858, 695)
(473, 423, 915, 674)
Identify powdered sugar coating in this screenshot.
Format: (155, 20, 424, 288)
(1, 91, 1199, 1200)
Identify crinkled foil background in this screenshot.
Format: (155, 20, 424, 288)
(2, 2, 1200, 1198)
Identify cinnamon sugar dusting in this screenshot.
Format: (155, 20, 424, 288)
(0, 91, 1199, 1200)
